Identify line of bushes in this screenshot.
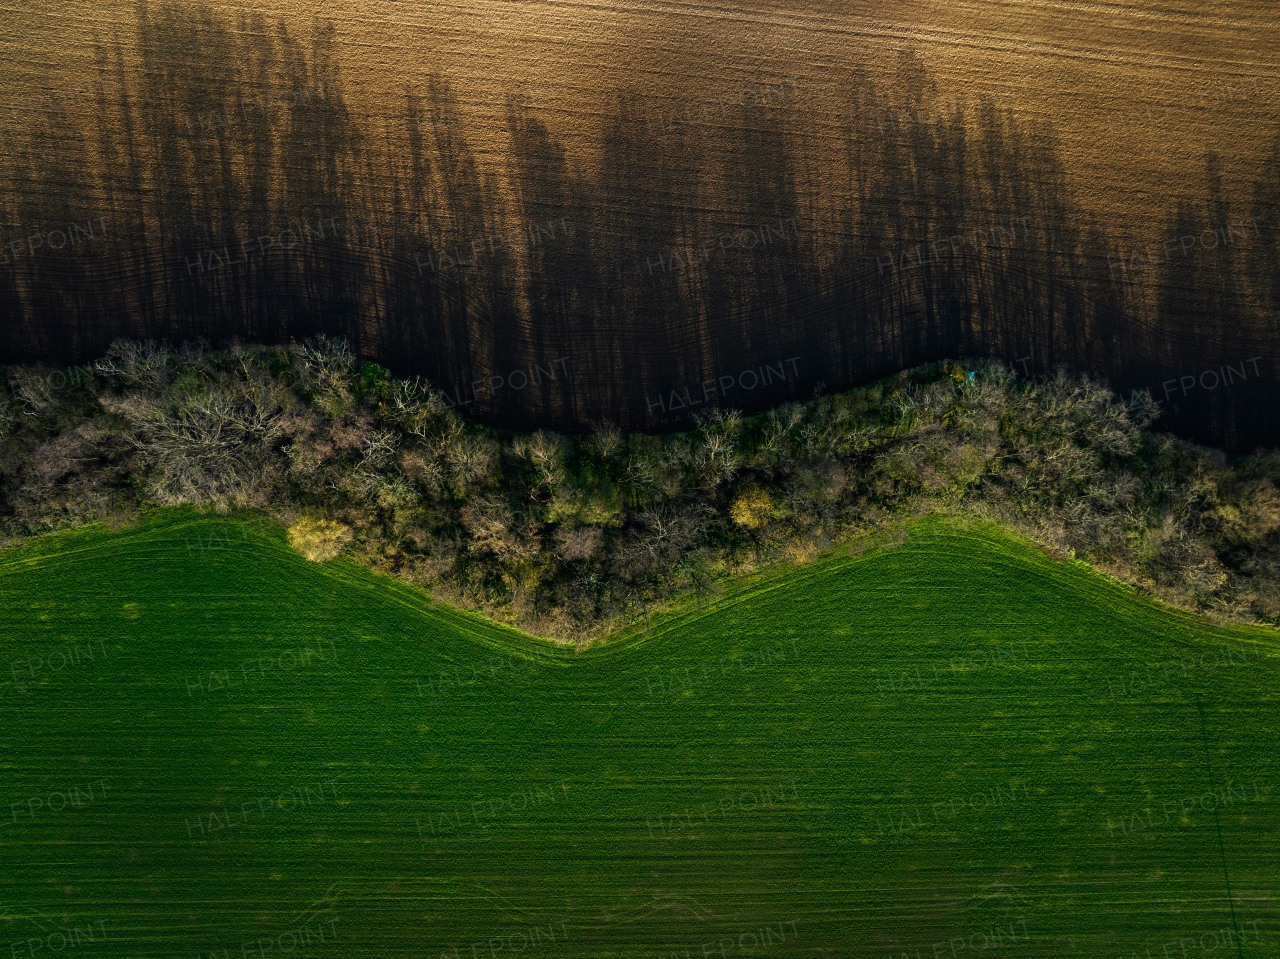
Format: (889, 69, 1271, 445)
(2, 338, 1277, 642)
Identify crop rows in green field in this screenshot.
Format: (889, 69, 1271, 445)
(0, 511, 1276, 957)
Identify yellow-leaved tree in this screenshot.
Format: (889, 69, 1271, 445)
(287, 517, 353, 562)
(730, 486, 773, 530)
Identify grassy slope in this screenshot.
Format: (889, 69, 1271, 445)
(0, 511, 1276, 957)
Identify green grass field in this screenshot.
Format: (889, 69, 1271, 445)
(0, 511, 1276, 958)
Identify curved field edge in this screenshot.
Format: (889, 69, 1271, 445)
(1, 507, 1275, 665)
(0, 509, 564, 664)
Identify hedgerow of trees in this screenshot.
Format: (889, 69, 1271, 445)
(2, 338, 1277, 643)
